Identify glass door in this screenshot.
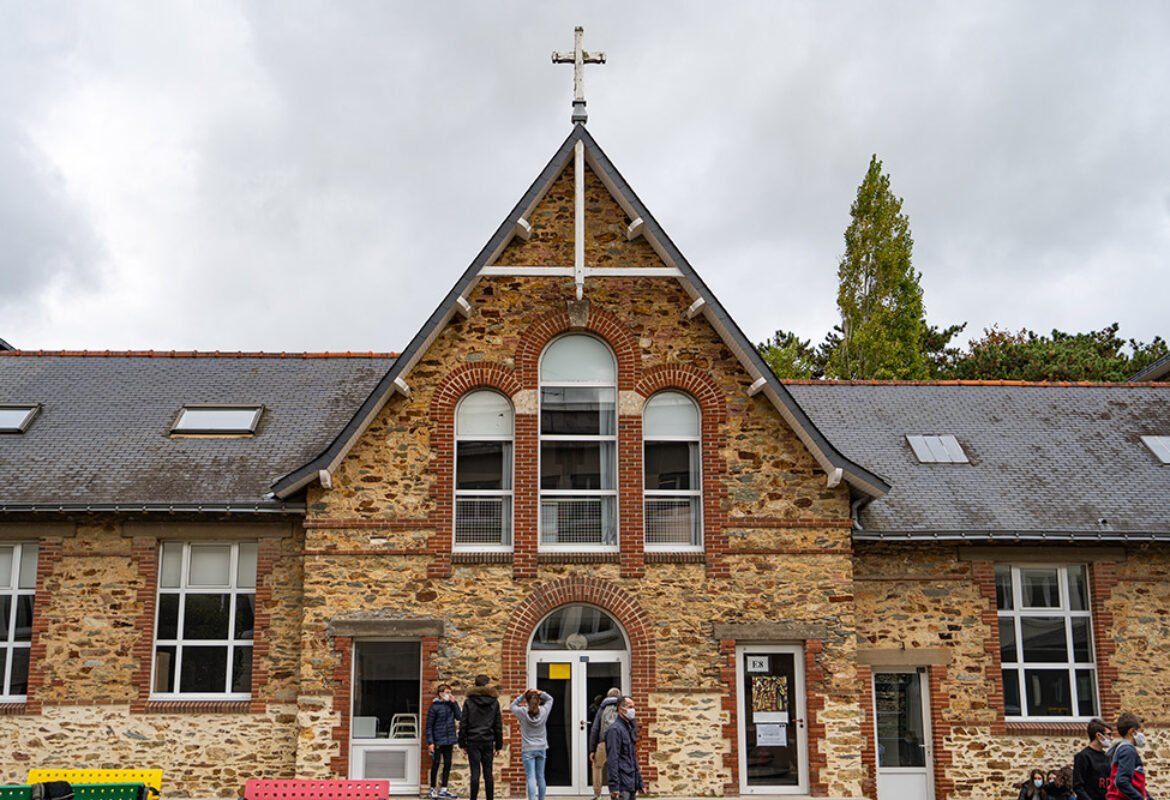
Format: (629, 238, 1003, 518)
(736, 644, 807, 795)
(349, 641, 421, 792)
(873, 669, 933, 800)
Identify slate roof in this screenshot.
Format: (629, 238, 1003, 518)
(786, 381, 1170, 541)
(0, 352, 393, 511)
(1130, 352, 1170, 382)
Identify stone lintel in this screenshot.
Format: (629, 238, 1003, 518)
(957, 545, 1126, 563)
(124, 521, 295, 540)
(0, 521, 75, 540)
(857, 648, 951, 667)
(328, 617, 445, 638)
(713, 622, 830, 642)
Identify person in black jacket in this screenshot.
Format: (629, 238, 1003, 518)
(1075, 719, 1115, 800)
(459, 675, 503, 800)
(427, 683, 462, 799)
(605, 696, 644, 800)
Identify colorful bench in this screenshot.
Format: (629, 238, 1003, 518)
(243, 781, 390, 800)
(27, 772, 161, 797)
(0, 785, 147, 800)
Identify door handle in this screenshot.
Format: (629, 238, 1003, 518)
(795, 718, 805, 729)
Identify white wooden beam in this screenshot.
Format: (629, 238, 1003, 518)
(318, 469, 333, 489)
(626, 217, 644, 241)
(393, 376, 412, 398)
(747, 377, 767, 397)
(479, 266, 575, 276)
(455, 296, 474, 318)
(574, 140, 585, 300)
(513, 218, 533, 241)
(583, 267, 683, 277)
(826, 467, 844, 489)
(685, 297, 707, 319)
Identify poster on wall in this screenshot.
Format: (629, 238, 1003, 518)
(756, 723, 788, 747)
(752, 675, 789, 723)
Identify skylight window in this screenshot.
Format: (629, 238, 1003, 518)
(0, 404, 40, 434)
(172, 405, 263, 435)
(907, 434, 968, 464)
(1142, 436, 1170, 465)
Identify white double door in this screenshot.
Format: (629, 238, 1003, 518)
(528, 650, 629, 796)
(872, 668, 934, 800)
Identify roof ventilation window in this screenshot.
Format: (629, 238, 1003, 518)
(172, 405, 264, 435)
(0, 404, 40, 434)
(1141, 436, 1170, 464)
(907, 434, 968, 464)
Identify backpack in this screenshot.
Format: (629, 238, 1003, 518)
(30, 783, 73, 800)
(598, 703, 619, 739)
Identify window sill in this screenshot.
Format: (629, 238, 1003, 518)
(451, 552, 513, 565)
(0, 702, 28, 715)
(144, 699, 252, 714)
(1005, 720, 1091, 736)
(537, 552, 620, 564)
(645, 552, 705, 564)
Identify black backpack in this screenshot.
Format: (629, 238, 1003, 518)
(30, 783, 73, 800)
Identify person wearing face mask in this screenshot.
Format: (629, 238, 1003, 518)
(1107, 711, 1152, 800)
(1017, 768, 1048, 800)
(1046, 767, 1074, 800)
(427, 682, 462, 799)
(1075, 718, 1115, 800)
(605, 695, 645, 800)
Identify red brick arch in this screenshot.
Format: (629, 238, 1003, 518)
(515, 304, 640, 390)
(635, 364, 727, 424)
(499, 577, 659, 790)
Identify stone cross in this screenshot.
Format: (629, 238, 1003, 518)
(552, 26, 606, 124)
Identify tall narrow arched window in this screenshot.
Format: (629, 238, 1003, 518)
(643, 391, 702, 549)
(455, 390, 513, 549)
(539, 335, 618, 549)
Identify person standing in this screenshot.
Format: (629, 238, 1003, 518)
(605, 695, 645, 800)
(510, 689, 553, 800)
(1016, 768, 1047, 800)
(1107, 711, 1152, 800)
(1075, 718, 1115, 800)
(459, 675, 503, 800)
(427, 683, 462, 799)
(589, 688, 622, 800)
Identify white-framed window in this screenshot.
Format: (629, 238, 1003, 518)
(454, 390, 513, 550)
(539, 334, 618, 550)
(0, 544, 37, 702)
(996, 564, 1097, 720)
(152, 541, 256, 700)
(643, 391, 702, 550)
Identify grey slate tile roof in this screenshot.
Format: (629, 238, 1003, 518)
(0, 353, 392, 509)
(786, 382, 1170, 539)
(1130, 352, 1170, 382)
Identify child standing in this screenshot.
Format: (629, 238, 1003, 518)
(427, 683, 462, 799)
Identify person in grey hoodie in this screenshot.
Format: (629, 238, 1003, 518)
(589, 688, 622, 800)
(510, 689, 554, 800)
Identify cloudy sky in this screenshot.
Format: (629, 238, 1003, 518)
(2, 2, 1168, 354)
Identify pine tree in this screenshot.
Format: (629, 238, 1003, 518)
(829, 155, 929, 380)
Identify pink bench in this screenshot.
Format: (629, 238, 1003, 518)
(243, 781, 391, 800)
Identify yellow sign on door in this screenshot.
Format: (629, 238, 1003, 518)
(548, 663, 571, 680)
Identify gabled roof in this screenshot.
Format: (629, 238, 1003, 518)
(786, 381, 1170, 541)
(1130, 352, 1170, 382)
(271, 125, 889, 499)
(0, 352, 392, 512)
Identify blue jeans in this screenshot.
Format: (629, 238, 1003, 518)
(521, 749, 547, 800)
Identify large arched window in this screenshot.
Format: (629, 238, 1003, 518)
(454, 390, 513, 549)
(643, 391, 702, 549)
(539, 335, 617, 549)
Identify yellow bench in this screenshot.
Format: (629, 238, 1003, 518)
(27, 772, 161, 797)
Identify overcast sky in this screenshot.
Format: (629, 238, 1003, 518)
(2, 2, 1168, 354)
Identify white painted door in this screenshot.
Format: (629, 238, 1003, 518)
(736, 644, 808, 795)
(528, 651, 628, 795)
(873, 668, 933, 800)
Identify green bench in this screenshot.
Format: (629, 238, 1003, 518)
(0, 786, 148, 800)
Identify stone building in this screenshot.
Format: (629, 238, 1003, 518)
(1, 124, 1169, 800)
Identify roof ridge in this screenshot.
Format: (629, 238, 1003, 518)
(0, 350, 399, 359)
(781, 378, 1170, 388)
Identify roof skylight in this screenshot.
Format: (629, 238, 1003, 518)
(907, 434, 968, 464)
(0, 404, 40, 434)
(172, 405, 263, 435)
(1141, 436, 1170, 465)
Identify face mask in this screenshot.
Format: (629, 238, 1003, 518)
(625, 708, 636, 720)
(1033, 780, 1043, 788)
(1099, 735, 1113, 748)
(1135, 732, 1147, 748)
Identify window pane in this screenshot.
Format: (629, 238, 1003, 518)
(874, 672, 926, 768)
(644, 392, 699, 437)
(232, 646, 253, 693)
(1069, 566, 1088, 611)
(540, 336, 615, 383)
(999, 619, 1017, 663)
(18, 545, 38, 589)
(455, 497, 512, 546)
(1003, 669, 1021, 716)
(540, 497, 617, 545)
(541, 387, 615, 435)
(234, 595, 255, 640)
(188, 545, 231, 586)
(995, 565, 1013, 610)
(153, 646, 176, 693)
(1024, 669, 1072, 716)
(183, 594, 231, 639)
(1020, 568, 1060, 608)
(159, 542, 183, 589)
(457, 441, 511, 490)
(457, 391, 513, 437)
(236, 543, 257, 590)
(0, 547, 12, 588)
(1076, 670, 1097, 716)
(645, 498, 700, 546)
(157, 594, 180, 640)
(179, 646, 228, 693)
(0, 650, 6, 694)
(9, 648, 29, 695)
(1020, 617, 1068, 662)
(174, 407, 259, 433)
(0, 596, 9, 640)
(1071, 618, 1092, 663)
(13, 596, 32, 642)
(531, 605, 625, 650)
(354, 641, 422, 739)
(644, 441, 698, 490)
(541, 441, 614, 490)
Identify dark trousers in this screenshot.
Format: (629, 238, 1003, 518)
(429, 744, 453, 788)
(466, 744, 495, 800)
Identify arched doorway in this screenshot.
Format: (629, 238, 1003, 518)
(527, 604, 630, 795)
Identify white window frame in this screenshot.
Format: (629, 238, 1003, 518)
(453, 390, 514, 552)
(0, 404, 41, 434)
(349, 639, 422, 790)
(150, 541, 256, 701)
(0, 543, 37, 703)
(171, 404, 264, 435)
(997, 563, 1097, 722)
(643, 391, 703, 552)
(538, 335, 619, 553)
